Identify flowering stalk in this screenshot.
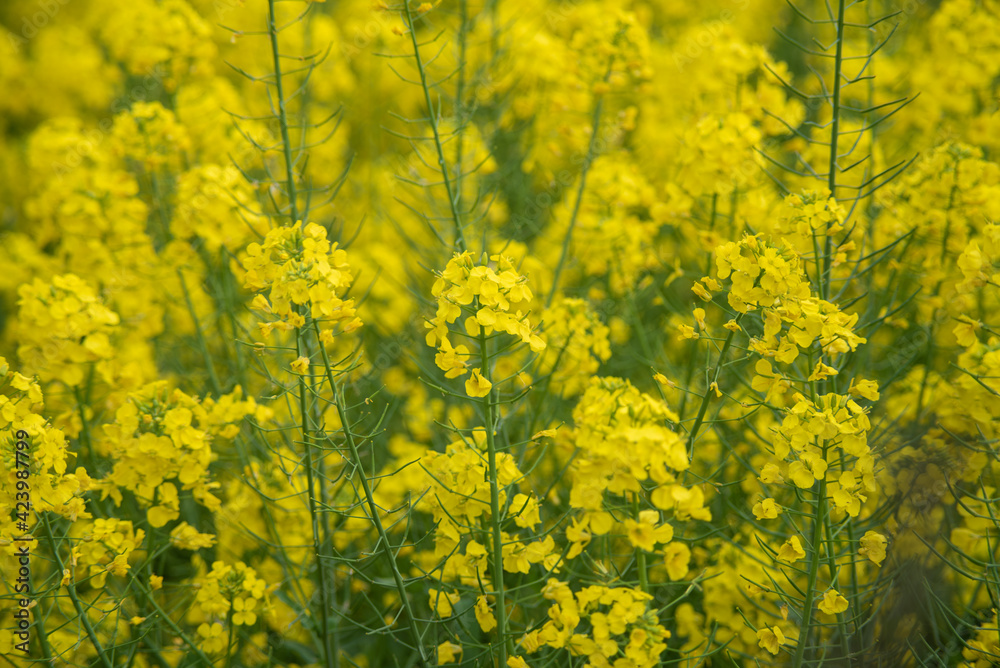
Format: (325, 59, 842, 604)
(820, 0, 847, 302)
(268, 0, 300, 226)
(42, 514, 115, 668)
(479, 327, 510, 665)
(791, 458, 828, 668)
(313, 320, 429, 666)
(296, 322, 339, 668)
(402, 0, 466, 250)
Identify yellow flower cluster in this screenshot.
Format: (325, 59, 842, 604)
(111, 101, 191, 171)
(415, 434, 556, 582)
(98, 381, 264, 529)
(0, 358, 86, 544)
(518, 579, 670, 668)
(710, 234, 812, 313)
(190, 561, 272, 654)
(426, 251, 545, 394)
(242, 222, 362, 340)
(173, 164, 264, 252)
(73, 518, 145, 588)
(538, 298, 612, 396)
(772, 393, 876, 517)
(775, 190, 847, 256)
(3, 0, 1000, 664)
(565, 377, 708, 560)
(14, 274, 120, 388)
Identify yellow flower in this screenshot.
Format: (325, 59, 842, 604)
(691, 281, 713, 301)
(663, 542, 691, 580)
(859, 531, 888, 566)
(106, 553, 131, 577)
(150, 574, 163, 590)
(429, 589, 461, 618)
(953, 316, 981, 347)
(678, 323, 699, 339)
(758, 463, 783, 484)
(849, 379, 880, 401)
(757, 625, 785, 655)
(435, 339, 471, 378)
(507, 657, 530, 668)
(511, 493, 541, 529)
(475, 596, 497, 633)
(437, 641, 462, 664)
(197, 622, 226, 653)
(232, 597, 257, 626)
(624, 510, 674, 552)
(465, 368, 492, 398)
(777, 536, 806, 562)
(752, 498, 782, 520)
(818, 589, 849, 615)
(290, 356, 310, 374)
(588, 511, 614, 535)
(788, 461, 816, 489)
(808, 362, 838, 381)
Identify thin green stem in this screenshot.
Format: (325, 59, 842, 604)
(822, 515, 853, 661)
(402, 0, 466, 251)
(268, 0, 300, 226)
(821, 0, 847, 301)
(686, 319, 741, 453)
(479, 329, 510, 665)
(313, 322, 428, 666)
(42, 514, 115, 668)
(296, 324, 338, 668)
(454, 0, 468, 223)
(792, 478, 827, 668)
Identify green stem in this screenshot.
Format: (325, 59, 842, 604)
(479, 329, 510, 665)
(268, 0, 300, 226)
(821, 0, 847, 302)
(822, 513, 852, 661)
(792, 478, 827, 668)
(313, 322, 428, 665)
(454, 0, 468, 220)
(296, 324, 338, 668)
(686, 321, 741, 452)
(42, 514, 115, 668)
(402, 0, 466, 251)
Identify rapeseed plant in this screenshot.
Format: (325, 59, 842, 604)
(2, 0, 1000, 666)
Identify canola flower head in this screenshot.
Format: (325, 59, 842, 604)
(427, 251, 546, 382)
(242, 222, 362, 341)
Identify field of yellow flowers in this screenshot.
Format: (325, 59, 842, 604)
(2, 0, 1000, 665)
